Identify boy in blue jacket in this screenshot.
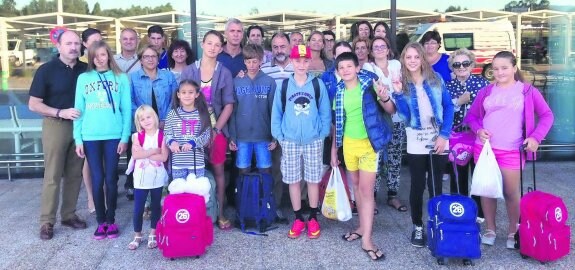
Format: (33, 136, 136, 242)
(271, 45, 331, 239)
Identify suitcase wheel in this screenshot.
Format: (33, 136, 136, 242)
(463, 259, 473, 266)
(437, 258, 446, 265)
(521, 254, 528, 259)
(196, 256, 200, 259)
(169, 258, 174, 261)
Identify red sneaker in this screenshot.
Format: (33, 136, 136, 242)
(288, 219, 306, 239)
(307, 218, 321, 239)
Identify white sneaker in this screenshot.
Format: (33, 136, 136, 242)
(481, 230, 496, 246)
(507, 233, 517, 249)
(442, 174, 449, 181)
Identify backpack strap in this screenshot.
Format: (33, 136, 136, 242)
(312, 77, 320, 109)
(157, 129, 164, 148)
(281, 79, 289, 112)
(137, 131, 145, 146)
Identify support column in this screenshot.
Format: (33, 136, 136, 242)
(1, 19, 9, 91)
(115, 19, 121, 53)
(516, 14, 522, 69)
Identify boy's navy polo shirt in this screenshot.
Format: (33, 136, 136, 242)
(217, 49, 246, 78)
(29, 58, 87, 109)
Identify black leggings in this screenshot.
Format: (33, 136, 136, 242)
(408, 153, 448, 226)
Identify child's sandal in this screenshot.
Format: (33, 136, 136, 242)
(127, 236, 142, 250)
(147, 235, 157, 249)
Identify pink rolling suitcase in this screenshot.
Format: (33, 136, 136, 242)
(156, 193, 213, 260)
(517, 145, 570, 263)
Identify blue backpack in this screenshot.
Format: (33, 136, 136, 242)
(235, 173, 277, 235)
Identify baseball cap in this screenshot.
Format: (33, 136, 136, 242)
(289, 45, 311, 59)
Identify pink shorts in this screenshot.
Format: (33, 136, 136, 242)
(473, 143, 525, 170)
(209, 133, 228, 165)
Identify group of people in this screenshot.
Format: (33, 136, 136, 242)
(29, 18, 554, 262)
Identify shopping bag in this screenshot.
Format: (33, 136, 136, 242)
(321, 167, 352, 221)
(470, 139, 503, 199)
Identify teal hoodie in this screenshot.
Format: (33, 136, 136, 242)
(74, 70, 132, 145)
(270, 73, 331, 145)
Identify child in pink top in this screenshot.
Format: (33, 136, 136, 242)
(465, 51, 554, 250)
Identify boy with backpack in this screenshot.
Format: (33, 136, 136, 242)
(229, 44, 277, 174)
(271, 45, 332, 239)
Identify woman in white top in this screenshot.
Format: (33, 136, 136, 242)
(362, 37, 407, 212)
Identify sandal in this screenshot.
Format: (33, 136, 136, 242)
(362, 248, 386, 261)
(147, 234, 157, 249)
(127, 236, 142, 250)
(481, 229, 496, 246)
(217, 217, 232, 231)
(387, 197, 407, 212)
(342, 232, 363, 242)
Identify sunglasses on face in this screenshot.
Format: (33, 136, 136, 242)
(452, 61, 471, 69)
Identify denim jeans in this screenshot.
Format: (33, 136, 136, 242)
(84, 139, 120, 224)
(133, 187, 163, 232)
(235, 141, 272, 169)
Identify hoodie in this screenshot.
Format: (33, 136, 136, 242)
(271, 73, 331, 145)
(229, 70, 276, 143)
(74, 70, 132, 145)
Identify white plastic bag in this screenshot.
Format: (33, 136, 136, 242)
(321, 167, 352, 221)
(470, 139, 503, 199)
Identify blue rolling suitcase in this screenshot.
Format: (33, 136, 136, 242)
(427, 150, 481, 266)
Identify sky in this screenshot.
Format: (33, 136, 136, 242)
(13, 0, 574, 16)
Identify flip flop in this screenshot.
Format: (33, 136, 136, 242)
(342, 232, 363, 242)
(218, 217, 233, 231)
(387, 197, 407, 212)
(363, 248, 386, 261)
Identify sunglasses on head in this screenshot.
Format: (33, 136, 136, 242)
(452, 61, 471, 69)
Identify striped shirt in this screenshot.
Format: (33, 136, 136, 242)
(261, 61, 294, 86)
(164, 107, 211, 169)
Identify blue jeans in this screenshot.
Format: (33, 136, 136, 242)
(84, 139, 120, 224)
(133, 187, 163, 232)
(236, 141, 272, 169)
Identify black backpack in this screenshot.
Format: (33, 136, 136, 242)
(281, 77, 320, 112)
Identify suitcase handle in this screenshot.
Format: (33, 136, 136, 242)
(519, 143, 536, 197)
(426, 146, 450, 198)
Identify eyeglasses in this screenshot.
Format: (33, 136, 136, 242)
(452, 61, 472, 69)
(142, 55, 158, 60)
(372, 45, 388, 51)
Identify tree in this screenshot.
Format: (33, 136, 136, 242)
(503, 0, 550, 11)
(0, 0, 20, 17)
(91, 2, 101, 15)
(249, 7, 259, 15)
(21, 0, 56, 15)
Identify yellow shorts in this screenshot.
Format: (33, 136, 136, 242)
(343, 137, 379, 173)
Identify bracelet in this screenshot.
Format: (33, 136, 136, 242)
(56, 109, 61, 118)
(382, 96, 391, 103)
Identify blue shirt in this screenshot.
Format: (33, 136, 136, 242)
(158, 50, 169, 70)
(130, 68, 178, 124)
(433, 54, 451, 83)
(217, 49, 246, 78)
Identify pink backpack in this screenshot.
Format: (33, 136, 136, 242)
(517, 148, 570, 263)
(156, 193, 213, 259)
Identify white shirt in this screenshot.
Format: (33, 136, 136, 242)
(132, 130, 168, 189)
(362, 60, 402, 122)
(405, 85, 448, 155)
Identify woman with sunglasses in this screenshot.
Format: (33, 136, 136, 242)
(363, 37, 407, 213)
(445, 48, 489, 217)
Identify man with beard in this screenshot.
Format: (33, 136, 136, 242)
(261, 32, 294, 222)
(29, 31, 88, 240)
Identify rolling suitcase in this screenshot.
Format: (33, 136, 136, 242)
(427, 149, 481, 266)
(516, 144, 570, 263)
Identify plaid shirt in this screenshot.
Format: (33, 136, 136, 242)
(334, 71, 376, 148)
